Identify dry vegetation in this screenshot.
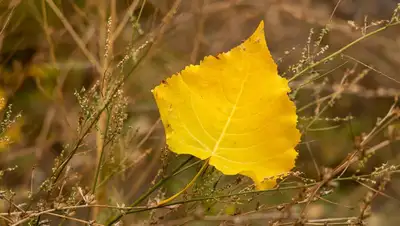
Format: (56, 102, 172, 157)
(0, 0, 400, 225)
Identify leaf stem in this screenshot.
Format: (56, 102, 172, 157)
(156, 159, 209, 206)
(106, 156, 195, 225)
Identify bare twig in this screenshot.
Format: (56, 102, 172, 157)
(45, 0, 102, 74)
(111, 0, 141, 43)
(44, 212, 104, 226)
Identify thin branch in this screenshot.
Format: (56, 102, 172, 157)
(45, 0, 102, 74)
(0, 5, 15, 37)
(288, 20, 400, 83)
(111, 0, 141, 43)
(44, 212, 103, 226)
(356, 180, 400, 203)
(343, 54, 400, 84)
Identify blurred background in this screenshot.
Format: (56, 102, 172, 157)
(0, 0, 400, 225)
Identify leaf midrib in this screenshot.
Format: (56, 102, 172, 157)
(211, 70, 250, 155)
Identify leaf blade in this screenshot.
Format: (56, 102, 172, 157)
(153, 21, 301, 189)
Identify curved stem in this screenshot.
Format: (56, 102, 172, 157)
(157, 159, 209, 206)
(106, 156, 195, 225)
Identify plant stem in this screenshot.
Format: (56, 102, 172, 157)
(288, 21, 400, 83)
(120, 168, 400, 215)
(125, 183, 314, 215)
(92, 108, 111, 192)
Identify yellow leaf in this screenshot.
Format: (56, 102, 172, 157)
(152, 21, 301, 189)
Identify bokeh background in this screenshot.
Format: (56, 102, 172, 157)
(0, 0, 400, 225)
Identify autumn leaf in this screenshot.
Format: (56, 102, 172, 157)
(152, 21, 300, 189)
